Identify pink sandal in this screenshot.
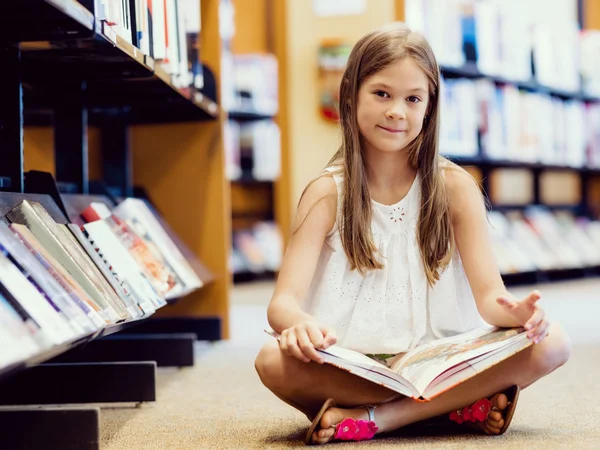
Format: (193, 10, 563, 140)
(305, 398, 378, 445)
(448, 385, 520, 435)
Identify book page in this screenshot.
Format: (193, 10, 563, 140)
(264, 329, 418, 397)
(388, 327, 525, 390)
(423, 337, 533, 400)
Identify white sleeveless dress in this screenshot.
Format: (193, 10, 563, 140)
(302, 169, 488, 355)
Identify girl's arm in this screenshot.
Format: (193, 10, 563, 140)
(445, 167, 522, 328)
(267, 175, 338, 334)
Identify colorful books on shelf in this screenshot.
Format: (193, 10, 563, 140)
(231, 221, 282, 277)
(488, 208, 600, 276)
(97, 0, 203, 89)
(225, 120, 281, 182)
(0, 197, 206, 371)
(406, 0, 581, 92)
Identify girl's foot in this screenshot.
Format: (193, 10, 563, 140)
(305, 399, 379, 446)
(473, 392, 508, 435)
(310, 405, 375, 445)
(449, 385, 520, 435)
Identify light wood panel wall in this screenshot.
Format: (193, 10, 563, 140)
(23, 127, 102, 181)
(585, 0, 600, 28)
(284, 0, 396, 215)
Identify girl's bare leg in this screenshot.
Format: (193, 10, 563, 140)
(255, 322, 571, 445)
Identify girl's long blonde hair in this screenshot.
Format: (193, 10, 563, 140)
(300, 23, 456, 286)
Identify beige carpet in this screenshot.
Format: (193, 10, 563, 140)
(100, 280, 600, 449)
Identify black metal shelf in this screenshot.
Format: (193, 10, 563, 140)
(1, 0, 219, 124)
(231, 174, 276, 185)
(233, 270, 277, 284)
(441, 62, 600, 102)
(502, 266, 600, 286)
(446, 155, 600, 175)
(228, 110, 274, 121)
(0, 0, 95, 43)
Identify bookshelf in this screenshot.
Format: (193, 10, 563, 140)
(392, 1, 600, 285)
(225, 0, 288, 284)
(0, 0, 228, 448)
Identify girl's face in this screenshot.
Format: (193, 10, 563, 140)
(356, 57, 430, 155)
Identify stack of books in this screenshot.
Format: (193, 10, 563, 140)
(0, 197, 205, 369)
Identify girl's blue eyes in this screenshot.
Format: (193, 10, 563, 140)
(373, 91, 421, 103)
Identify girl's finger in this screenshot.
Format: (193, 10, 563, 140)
(530, 320, 550, 344)
(524, 290, 542, 307)
(286, 330, 310, 362)
(320, 325, 338, 349)
(297, 330, 324, 363)
(525, 306, 544, 335)
(306, 323, 325, 349)
(279, 331, 288, 353)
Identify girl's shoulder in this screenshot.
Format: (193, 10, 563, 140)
(440, 160, 485, 217)
(293, 172, 339, 235)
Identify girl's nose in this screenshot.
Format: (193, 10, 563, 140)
(385, 103, 406, 120)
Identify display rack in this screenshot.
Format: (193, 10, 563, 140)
(0, 1, 223, 449)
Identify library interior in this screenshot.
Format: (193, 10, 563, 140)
(0, 0, 599, 448)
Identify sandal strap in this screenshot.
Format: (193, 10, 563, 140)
(363, 405, 377, 423)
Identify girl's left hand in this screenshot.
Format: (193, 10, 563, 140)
(496, 290, 549, 344)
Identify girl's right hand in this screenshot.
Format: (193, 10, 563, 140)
(279, 321, 337, 364)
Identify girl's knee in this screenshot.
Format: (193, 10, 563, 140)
(255, 340, 285, 390)
(535, 322, 571, 373)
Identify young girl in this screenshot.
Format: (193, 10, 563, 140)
(255, 22, 571, 445)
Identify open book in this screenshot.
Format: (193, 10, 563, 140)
(266, 327, 532, 401)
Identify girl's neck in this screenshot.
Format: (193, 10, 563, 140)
(364, 147, 416, 191)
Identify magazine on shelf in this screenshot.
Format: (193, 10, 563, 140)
(0, 251, 74, 346)
(82, 220, 165, 311)
(67, 224, 147, 319)
(0, 221, 96, 335)
(112, 198, 204, 293)
(81, 202, 182, 299)
(0, 294, 41, 366)
(9, 223, 107, 329)
(6, 201, 126, 323)
(266, 326, 532, 401)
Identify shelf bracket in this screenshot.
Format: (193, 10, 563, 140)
(100, 118, 133, 198)
(0, 45, 24, 193)
(0, 407, 100, 450)
(54, 81, 89, 194)
(0, 361, 156, 405)
(51, 333, 196, 367)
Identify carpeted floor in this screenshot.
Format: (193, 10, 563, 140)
(101, 280, 600, 449)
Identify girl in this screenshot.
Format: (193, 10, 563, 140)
(255, 22, 571, 445)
